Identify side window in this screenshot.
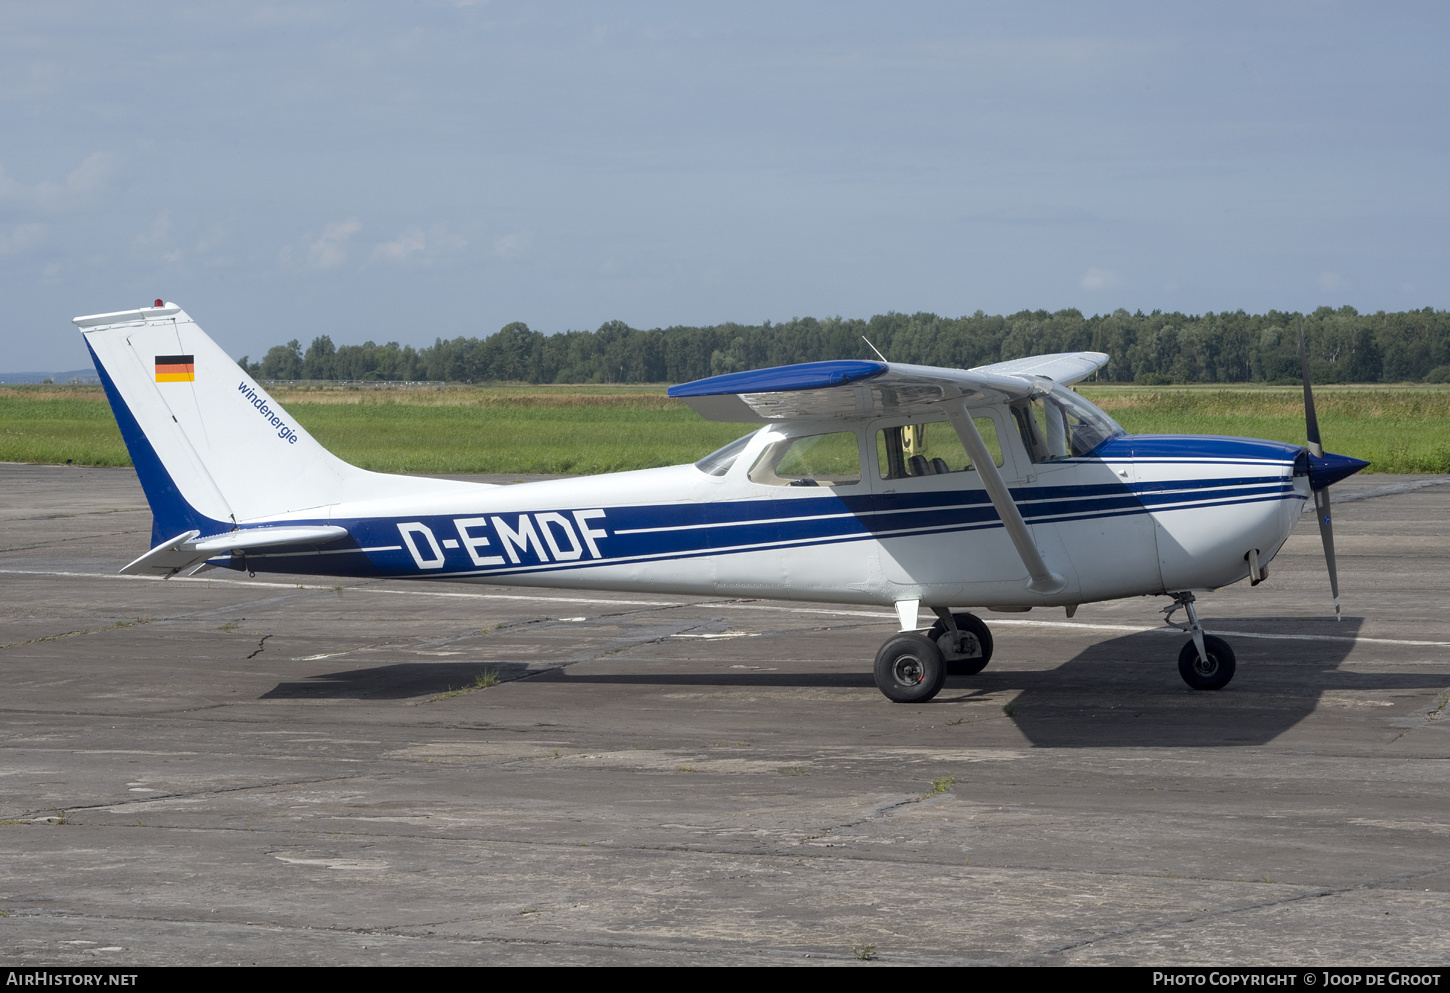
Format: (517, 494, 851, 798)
(748, 431, 862, 487)
(876, 416, 1003, 481)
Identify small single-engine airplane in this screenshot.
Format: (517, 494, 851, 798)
(76, 301, 1368, 703)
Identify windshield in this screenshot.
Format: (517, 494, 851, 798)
(1049, 383, 1125, 455)
(694, 431, 757, 476)
(1014, 384, 1125, 461)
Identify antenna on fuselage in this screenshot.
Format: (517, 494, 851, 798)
(861, 336, 888, 363)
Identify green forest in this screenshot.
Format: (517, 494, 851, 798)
(241, 306, 1450, 386)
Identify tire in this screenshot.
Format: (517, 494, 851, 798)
(926, 612, 994, 676)
(1178, 635, 1236, 691)
(874, 633, 947, 703)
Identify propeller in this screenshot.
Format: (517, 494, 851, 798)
(1298, 317, 1370, 621)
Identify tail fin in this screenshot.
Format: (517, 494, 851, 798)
(76, 301, 461, 547)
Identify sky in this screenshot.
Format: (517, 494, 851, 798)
(1, 1, 1446, 371)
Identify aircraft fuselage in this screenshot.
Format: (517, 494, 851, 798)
(219, 428, 1309, 612)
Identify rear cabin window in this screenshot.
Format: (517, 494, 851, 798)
(876, 417, 1003, 481)
(748, 431, 862, 487)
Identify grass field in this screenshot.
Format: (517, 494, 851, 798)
(3, 383, 1448, 475)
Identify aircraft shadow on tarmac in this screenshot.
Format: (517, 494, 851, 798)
(967, 615, 1419, 748)
(259, 616, 1444, 747)
(261, 661, 536, 700)
(981, 615, 1441, 747)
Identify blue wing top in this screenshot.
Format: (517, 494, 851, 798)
(670, 352, 1110, 422)
(667, 360, 887, 398)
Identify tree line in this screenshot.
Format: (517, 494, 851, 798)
(239, 306, 1450, 385)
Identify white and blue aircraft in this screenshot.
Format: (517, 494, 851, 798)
(76, 301, 1368, 703)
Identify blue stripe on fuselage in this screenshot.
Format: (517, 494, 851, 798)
(1114, 434, 1305, 462)
(230, 454, 1303, 580)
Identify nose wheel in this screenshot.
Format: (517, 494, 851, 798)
(1178, 635, 1236, 690)
(1165, 592, 1238, 690)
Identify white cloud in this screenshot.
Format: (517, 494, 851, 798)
(370, 223, 466, 264)
(0, 223, 46, 254)
(64, 152, 116, 198)
(1079, 266, 1120, 291)
(373, 226, 427, 262)
(1317, 271, 1346, 292)
(491, 231, 529, 260)
(309, 218, 362, 269)
(282, 218, 363, 270)
(134, 209, 171, 247)
(0, 152, 116, 210)
(131, 210, 185, 263)
(195, 223, 229, 253)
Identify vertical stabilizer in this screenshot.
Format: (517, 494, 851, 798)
(77, 301, 463, 547)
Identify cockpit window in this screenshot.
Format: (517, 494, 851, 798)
(748, 430, 862, 487)
(1013, 384, 1125, 462)
(694, 431, 756, 477)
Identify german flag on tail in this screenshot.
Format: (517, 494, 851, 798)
(155, 354, 194, 383)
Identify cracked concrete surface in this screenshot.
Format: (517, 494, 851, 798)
(1, 464, 1447, 965)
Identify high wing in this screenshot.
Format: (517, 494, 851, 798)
(667, 352, 1109, 422)
(970, 352, 1110, 386)
(672, 351, 1108, 599)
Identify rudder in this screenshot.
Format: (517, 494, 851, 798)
(77, 301, 404, 546)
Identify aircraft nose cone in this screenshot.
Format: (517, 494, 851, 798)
(1308, 450, 1371, 490)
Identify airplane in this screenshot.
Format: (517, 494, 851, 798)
(74, 300, 1369, 704)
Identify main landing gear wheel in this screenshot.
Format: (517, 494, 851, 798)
(874, 633, 947, 703)
(926, 612, 994, 676)
(1178, 635, 1237, 691)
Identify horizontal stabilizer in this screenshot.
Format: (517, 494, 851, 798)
(74, 303, 183, 328)
(121, 525, 349, 577)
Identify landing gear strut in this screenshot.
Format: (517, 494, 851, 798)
(874, 611, 996, 702)
(927, 609, 994, 676)
(1164, 592, 1237, 690)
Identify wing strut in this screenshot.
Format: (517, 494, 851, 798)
(943, 396, 1066, 595)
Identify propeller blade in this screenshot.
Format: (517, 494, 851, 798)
(1298, 317, 1322, 458)
(1314, 487, 1341, 621)
(1299, 316, 1350, 620)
